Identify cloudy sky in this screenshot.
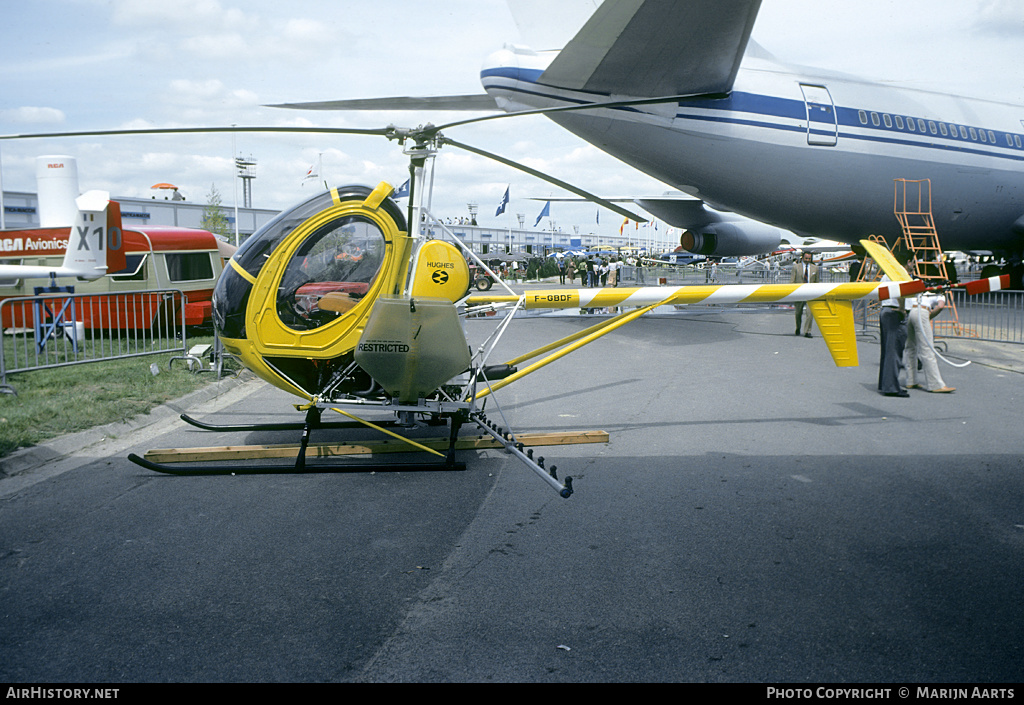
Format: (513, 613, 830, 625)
(2, 0, 1024, 239)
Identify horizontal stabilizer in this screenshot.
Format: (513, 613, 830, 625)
(860, 239, 912, 282)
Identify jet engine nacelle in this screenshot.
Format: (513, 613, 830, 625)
(680, 221, 783, 257)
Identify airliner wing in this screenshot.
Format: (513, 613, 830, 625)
(538, 0, 763, 97)
(634, 196, 718, 228)
(532, 194, 718, 228)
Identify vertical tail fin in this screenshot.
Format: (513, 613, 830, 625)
(807, 299, 859, 367)
(60, 190, 124, 279)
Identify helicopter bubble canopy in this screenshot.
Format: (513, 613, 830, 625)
(212, 183, 411, 399)
(275, 216, 387, 331)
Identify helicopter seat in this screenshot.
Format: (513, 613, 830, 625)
(294, 281, 370, 315)
(318, 291, 360, 314)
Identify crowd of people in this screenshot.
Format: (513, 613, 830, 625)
(556, 255, 640, 287)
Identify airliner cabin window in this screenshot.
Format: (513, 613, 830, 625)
(969, 127, 978, 140)
(939, 123, 948, 136)
(1016, 135, 1022, 148)
(929, 121, 938, 135)
(960, 126, 969, 139)
(895, 116, 905, 129)
(980, 130, 987, 143)
(883, 114, 893, 128)
(859, 110, 868, 125)
(988, 131, 996, 143)
(918, 119, 927, 133)
(871, 113, 880, 126)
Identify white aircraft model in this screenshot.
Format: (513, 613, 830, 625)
(0, 190, 120, 282)
(274, 0, 1024, 285)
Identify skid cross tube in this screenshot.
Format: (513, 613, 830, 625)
(474, 298, 669, 401)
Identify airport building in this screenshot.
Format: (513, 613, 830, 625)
(420, 218, 661, 256)
(1, 156, 665, 254)
(3, 189, 663, 255)
(1, 188, 278, 244)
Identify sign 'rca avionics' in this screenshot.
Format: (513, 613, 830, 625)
(0, 230, 73, 258)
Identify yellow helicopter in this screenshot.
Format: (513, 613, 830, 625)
(3, 125, 1010, 498)
(0, 121, 654, 497)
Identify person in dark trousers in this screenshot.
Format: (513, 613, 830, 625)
(790, 251, 819, 337)
(878, 277, 908, 397)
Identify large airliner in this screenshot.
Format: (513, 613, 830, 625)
(278, 0, 1024, 285)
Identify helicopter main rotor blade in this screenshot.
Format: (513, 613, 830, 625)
(0, 122, 651, 221)
(438, 136, 647, 223)
(268, 91, 710, 134)
(267, 94, 500, 112)
(430, 91, 708, 133)
(0, 125, 397, 141)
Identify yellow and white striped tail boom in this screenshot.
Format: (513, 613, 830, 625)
(466, 281, 884, 368)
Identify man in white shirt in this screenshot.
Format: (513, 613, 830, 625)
(904, 292, 955, 393)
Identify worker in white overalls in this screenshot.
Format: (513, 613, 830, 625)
(904, 292, 955, 393)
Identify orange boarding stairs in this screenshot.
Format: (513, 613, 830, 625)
(892, 178, 969, 336)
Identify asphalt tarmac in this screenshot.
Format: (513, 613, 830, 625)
(1, 306, 1022, 683)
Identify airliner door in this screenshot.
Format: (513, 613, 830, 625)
(800, 84, 838, 146)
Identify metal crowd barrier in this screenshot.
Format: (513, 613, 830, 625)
(1, 288, 191, 394)
(939, 288, 1024, 344)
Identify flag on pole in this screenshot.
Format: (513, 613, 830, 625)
(495, 185, 510, 216)
(394, 179, 410, 199)
(303, 153, 325, 188)
(533, 200, 550, 227)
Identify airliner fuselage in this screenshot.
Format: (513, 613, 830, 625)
(482, 47, 1024, 255)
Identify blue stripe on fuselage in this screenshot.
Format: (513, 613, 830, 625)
(480, 67, 1024, 164)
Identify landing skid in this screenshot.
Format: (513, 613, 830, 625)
(127, 452, 464, 475)
(130, 401, 578, 498)
(129, 405, 466, 476)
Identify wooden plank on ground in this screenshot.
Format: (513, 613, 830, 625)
(144, 430, 609, 464)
